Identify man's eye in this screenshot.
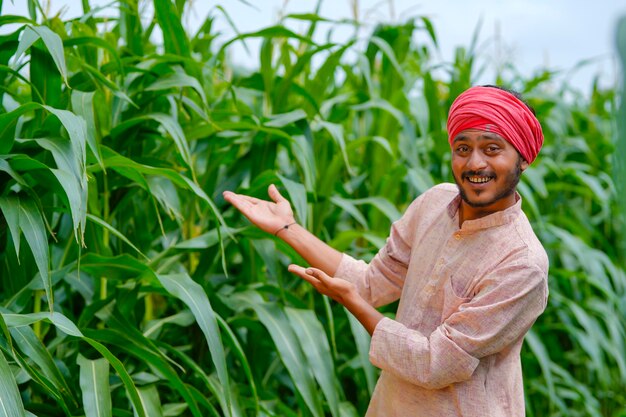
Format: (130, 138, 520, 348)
(486, 146, 500, 152)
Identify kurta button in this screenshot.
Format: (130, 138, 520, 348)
(454, 233, 461, 240)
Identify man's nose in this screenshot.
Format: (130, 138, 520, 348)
(466, 150, 487, 170)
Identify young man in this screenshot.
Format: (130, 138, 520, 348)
(223, 85, 548, 417)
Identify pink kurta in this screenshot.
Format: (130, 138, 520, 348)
(336, 183, 548, 417)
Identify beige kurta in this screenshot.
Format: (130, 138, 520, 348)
(336, 183, 548, 417)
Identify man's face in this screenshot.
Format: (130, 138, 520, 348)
(451, 129, 528, 215)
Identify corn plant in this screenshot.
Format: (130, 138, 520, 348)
(0, 1, 624, 416)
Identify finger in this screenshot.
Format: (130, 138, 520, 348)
(306, 267, 330, 282)
(223, 194, 256, 216)
(288, 264, 320, 285)
(268, 184, 288, 204)
(237, 194, 264, 204)
(223, 191, 263, 205)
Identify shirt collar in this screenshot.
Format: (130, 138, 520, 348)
(446, 191, 522, 232)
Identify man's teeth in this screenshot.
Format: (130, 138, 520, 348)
(468, 176, 491, 183)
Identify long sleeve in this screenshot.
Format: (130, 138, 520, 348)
(368, 261, 548, 389)
(335, 196, 426, 307)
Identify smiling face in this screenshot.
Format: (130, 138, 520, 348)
(451, 129, 529, 222)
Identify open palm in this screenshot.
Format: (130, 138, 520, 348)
(223, 184, 295, 234)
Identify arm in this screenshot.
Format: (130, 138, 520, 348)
(223, 185, 342, 276)
(368, 263, 548, 389)
(288, 265, 384, 335)
(225, 184, 422, 305)
(292, 261, 547, 389)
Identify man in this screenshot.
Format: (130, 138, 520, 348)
(223, 85, 548, 417)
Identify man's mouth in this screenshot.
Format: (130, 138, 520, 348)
(467, 176, 493, 184)
(463, 172, 495, 184)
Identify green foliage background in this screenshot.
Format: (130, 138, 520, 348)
(0, 1, 625, 416)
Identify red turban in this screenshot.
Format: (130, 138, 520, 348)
(446, 86, 544, 164)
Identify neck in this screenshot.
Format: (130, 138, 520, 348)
(458, 192, 517, 225)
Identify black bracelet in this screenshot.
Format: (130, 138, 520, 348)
(274, 222, 297, 236)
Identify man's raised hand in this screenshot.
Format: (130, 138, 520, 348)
(223, 184, 296, 235)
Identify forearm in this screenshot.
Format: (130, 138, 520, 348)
(344, 292, 385, 335)
(289, 265, 384, 335)
(278, 223, 343, 276)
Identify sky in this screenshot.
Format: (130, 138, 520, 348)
(2, 0, 626, 92)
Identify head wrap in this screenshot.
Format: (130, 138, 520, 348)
(446, 86, 544, 164)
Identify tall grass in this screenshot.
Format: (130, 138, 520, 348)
(0, 1, 624, 416)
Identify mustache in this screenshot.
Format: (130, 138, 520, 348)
(462, 170, 496, 179)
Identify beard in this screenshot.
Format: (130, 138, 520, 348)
(453, 157, 523, 208)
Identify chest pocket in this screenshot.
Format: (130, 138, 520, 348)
(441, 268, 475, 322)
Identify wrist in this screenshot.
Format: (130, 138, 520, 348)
(275, 221, 304, 242)
(345, 293, 384, 336)
(274, 221, 297, 237)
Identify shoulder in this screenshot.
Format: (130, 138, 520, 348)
(397, 183, 458, 222)
(407, 183, 458, 211)
(512, 212, 549, 276)
(393, 183, 458, 233)
(426, 182, 459, 198)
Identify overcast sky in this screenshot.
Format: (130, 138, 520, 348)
(3, 0, 625, 91)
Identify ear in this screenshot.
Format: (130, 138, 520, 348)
(520, 159, 529, 172)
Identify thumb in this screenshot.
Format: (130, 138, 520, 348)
(268, 184, 288, 204)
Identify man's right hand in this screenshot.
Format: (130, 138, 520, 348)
(224, 183, 343, 277)
(223, 184, 296, 235)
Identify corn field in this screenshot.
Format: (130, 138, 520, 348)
(0, 1, 625, 416)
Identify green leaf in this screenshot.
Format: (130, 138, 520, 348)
(2, 312, 83, 337)
(0, 195, 21, 257)
(0, 158, 28, 188)
(146, 67, 207, 106)
(265, 109, 308, 128)
(143, 311, 195, 339)
(86, 214, 147, 259)
(10, 326, 75, 406)
(30, 137, 87, 242)
(78, 355, 112, 417)
(314, 120, 352, 175)
(286, 307, 341, 417)
(75, 253, 155, 283)
(0, 15, 34, 26)
(64, 36, 124, 74)
(71, 90, 103, 167)
(11, 196, 52, 310)
(153, 0, 190, 57)
(82, 337, 146, 417)
(42, 106, 87, 173)
(0, 350, 27, 417)
(351, 98, 406, 126)
(350, 197, 401, 223)
(368, 36, 404, 81)
(345, 309, 376, 394)
(277, 174, 308, 228)
(146, 176, 182, 220)
(215, 315, 259, 415)
(135, 385, 164, 417)
(95, 147, 230, 237)
(229, 291, 323, 417)
(219, 25, 316, 55)
(17, 25, 69, 85)
(111, 114, 192, 172)
(157, 273, 232, 416)
(83, 328, 185, 417)
(12, 26, 38, 68)
(0, 102, 39, 153)
(330, 196, 368, 229)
